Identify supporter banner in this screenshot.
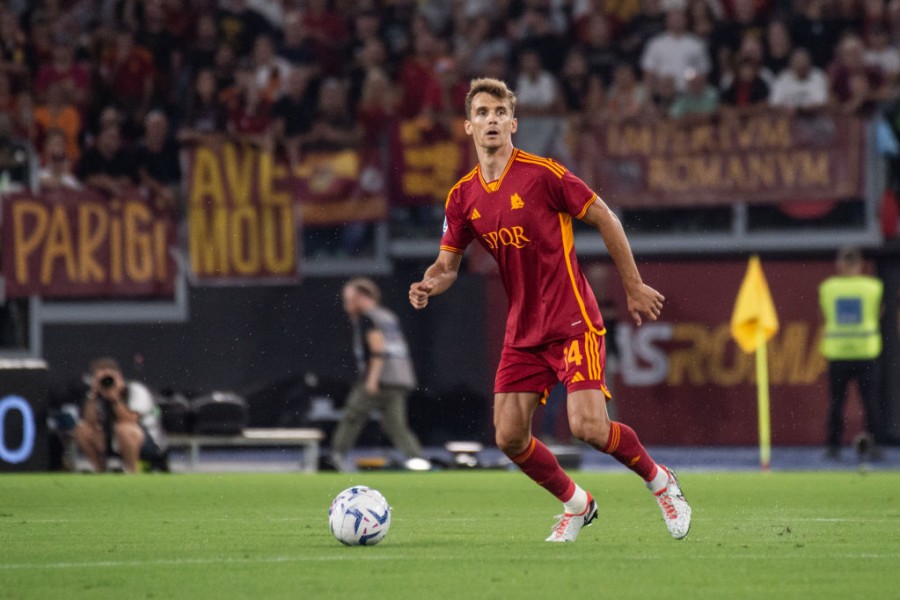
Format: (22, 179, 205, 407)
(594, 113, 865, 207)
(608, 260, 864, 446)
(1, 189, 176, 298)
(187, 142, 386, 281)
(390, 119, 474, 206)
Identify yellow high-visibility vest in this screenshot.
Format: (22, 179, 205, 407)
(818, 275, 883, 360)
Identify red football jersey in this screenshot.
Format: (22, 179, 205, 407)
(440, 149, 606, 348)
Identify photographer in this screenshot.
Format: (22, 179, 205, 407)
(72, 358, 165, 473)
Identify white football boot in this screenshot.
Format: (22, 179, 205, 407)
(545, 495, 598, 542)
(654, 467, 692, 539)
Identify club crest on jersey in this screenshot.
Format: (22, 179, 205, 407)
(510, 193, 524, 210)
(482, 226, 531, 250)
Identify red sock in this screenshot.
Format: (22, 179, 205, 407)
(510, 437, 576, 502)
(601, 421, 658, 482)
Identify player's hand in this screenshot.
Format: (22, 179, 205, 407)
(409, 279, 435, 310)
(626, 283, 664, 326)
(365, 379, 380, 395)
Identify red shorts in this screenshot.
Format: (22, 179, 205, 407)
(495, 331, 611, 402)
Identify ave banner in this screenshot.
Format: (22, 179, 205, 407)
(186, 142, 387, 282)
(1, 189, 176, 298)
(592, 113, 865, 208)
(390, 119, 475, 206)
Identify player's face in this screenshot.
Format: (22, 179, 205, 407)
(465, 93, 517, 151)
(342, 286, 359, 317)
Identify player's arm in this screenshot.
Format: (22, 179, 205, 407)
(580, 198, 664, 326)
(364, 329, 386, 394)
(409, 250, 463, 310)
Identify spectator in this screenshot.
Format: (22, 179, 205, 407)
(37, 128, 80, 191)
(454, 15, 509, 78)
(0, 112, 30, 189)
(279, 9, 317, 67)
(303, 0, 350, 75)
(864, 26, 900, 86)
(136, 0, 177, 84)
(98, 30, 156, 128)
(721, 56, 771, 110)
(77, 125, 137, 197)
(669, 68, 719, 119)
(764, 20, 793, 76)
(791, 0, 840, 68)
(186, 14, 220, 72)
(306, 78, 361, 152)
(0, 8, 30, 82)
(709, 0, 764, 79)
(226, 75, 272, 146)
(620, 0, 667, 59)
(348, 38, 389, 114)
(212, 43, 238, 92)
(515, 6, 569, 74)
(273, 66, 317, 165)
(606, 63, 650, 121)
(581, 14, 622, 86)
(217, 0, 272, 58)
(650, 73, 679, 115)
(33, 36, 90, 108)
(422, 57, 468, 129)
(689, 0, 718, 39)
(136, 110, 181, 210)
(179, 69, 227, 144)
(398, 27, 440, 118)
(514, 49, 565, 156)
(32, 81, 82, 162)
(357, 68, 399, 147)
(560, 48, 594, 114)
(0, 72, 17, 116)
(251, 34, 291, 103)
(641, 8, 711, 92)
(769, 47, 829, 112)
(828, 35, 885, 108)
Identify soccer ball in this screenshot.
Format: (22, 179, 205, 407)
(328, 486, 391, 546)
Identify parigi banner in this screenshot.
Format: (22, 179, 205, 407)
(593, 113, 865, 207)
(1, 189, 176, 298)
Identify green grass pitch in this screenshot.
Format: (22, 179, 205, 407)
(1, 471, 899, 599)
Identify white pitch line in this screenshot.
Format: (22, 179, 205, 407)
(2, 552, 899, 571)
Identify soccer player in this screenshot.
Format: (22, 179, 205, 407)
(409, 78, 691, 542)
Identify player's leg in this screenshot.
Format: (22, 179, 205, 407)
(73, 422, 106, 472)
(567, 389, 691, 539)
(494, 392, 597, 542)
(113, 422, 144, 473)
(377, 387, 425, 460)
(826, 360, 851, 456)
(331, 383, 375, 470)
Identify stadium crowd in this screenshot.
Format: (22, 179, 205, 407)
(0, 0, 899, 225)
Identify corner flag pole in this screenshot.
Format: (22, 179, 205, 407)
(756, 324, 772, 472)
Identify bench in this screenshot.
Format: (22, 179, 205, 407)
(166, 428, 325, 473)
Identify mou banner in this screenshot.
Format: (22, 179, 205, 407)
(1, 189, 176, 298)
(593, 113, 865, 207)
(390, 119, 474, 206)
(187, 142, 387, 281)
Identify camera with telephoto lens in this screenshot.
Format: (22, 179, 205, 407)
(99, 375, 116, 389)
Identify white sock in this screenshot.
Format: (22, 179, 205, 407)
(563, 484, 589, 515)
(646, 464, 669, 494)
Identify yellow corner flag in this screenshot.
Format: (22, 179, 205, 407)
(730, 255, 779, 471)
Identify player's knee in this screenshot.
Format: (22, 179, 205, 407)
(570, 414, 610, 448)
(73, 422, 98, 449)
(114, 423, 143, 450)
(495, 429, 530, 457)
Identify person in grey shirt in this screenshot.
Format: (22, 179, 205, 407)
(331, 278, 428, 471)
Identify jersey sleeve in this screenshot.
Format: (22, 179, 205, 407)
(553, 168, 598, 219)
(439, 188, 474, 254)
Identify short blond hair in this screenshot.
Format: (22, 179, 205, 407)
(345, 277, 381, 304)
(464, 78, 517, 119)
